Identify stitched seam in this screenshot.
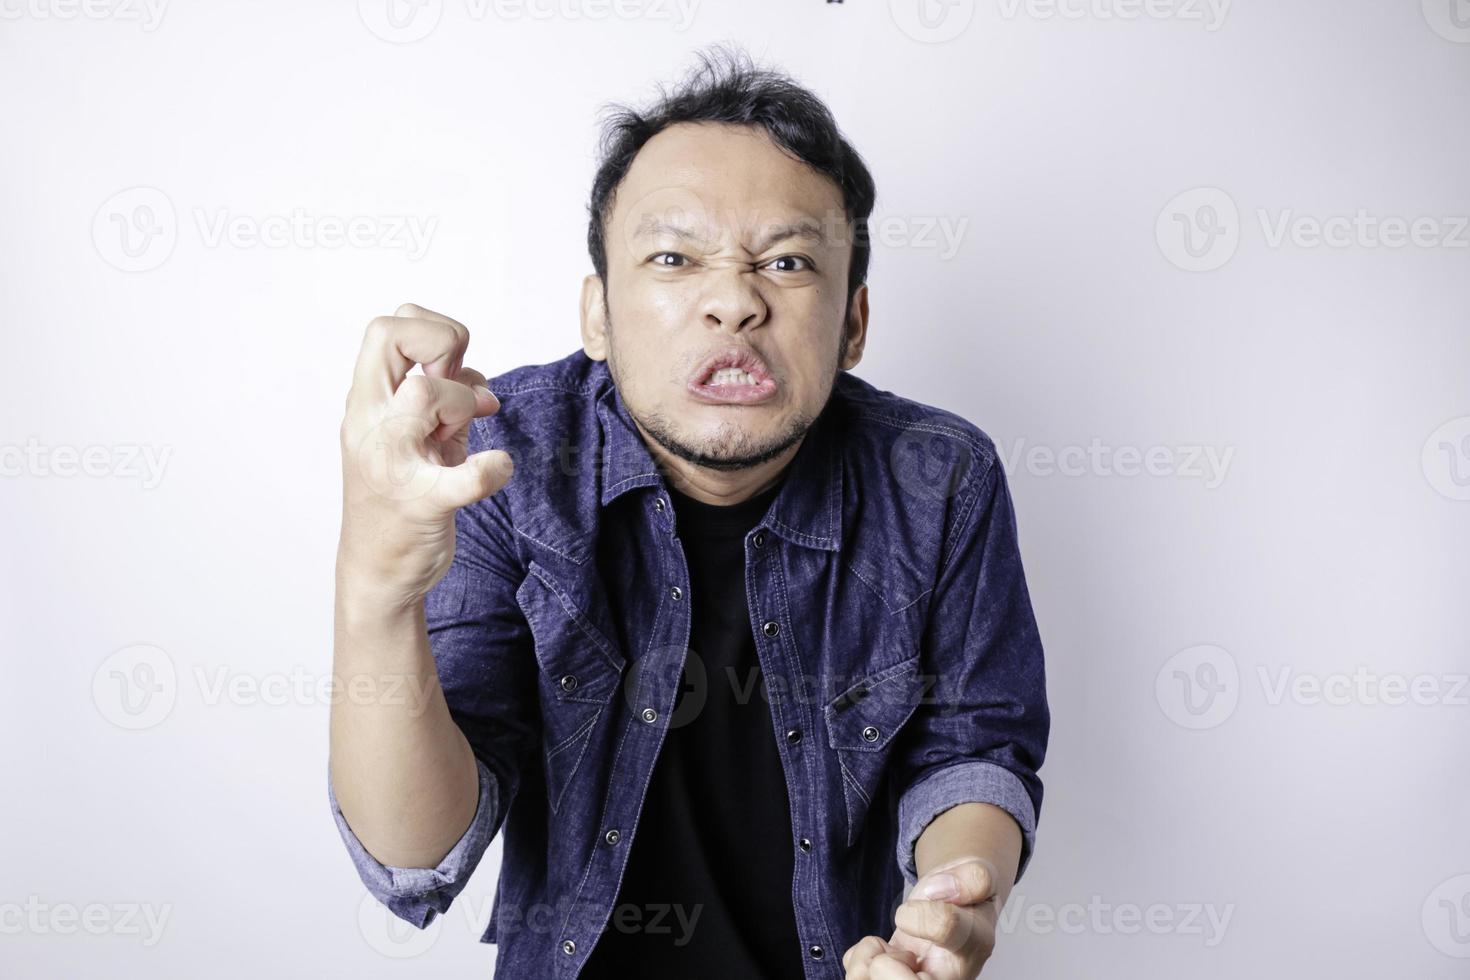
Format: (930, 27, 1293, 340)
(840, 760, 872, 808)
(487, 378, 594, 396)
(844, 557, 901, 613)
(853, 410, 995, 465)
(526, 563, 622, 673)
(545, 710, 598, 758)
(547, 709, 601, 816)
(512, 527, 586, 566)
(937, 459, 995, 581)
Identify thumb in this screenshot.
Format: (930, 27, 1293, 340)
(430, 447, 514, 512)
(912, 857, 996, 906)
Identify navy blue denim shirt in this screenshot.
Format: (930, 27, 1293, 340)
(328, 350, 1049, 979)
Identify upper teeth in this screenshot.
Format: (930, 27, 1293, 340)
(707, 367, 756, 386)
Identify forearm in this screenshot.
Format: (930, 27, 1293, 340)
(913, 802, 1023, 908)
(328, 568, 480, 870)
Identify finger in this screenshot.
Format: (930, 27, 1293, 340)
(350, 314, 469, 403)
(427, 447, 514, 514)
(426, 366, 499, 446)
(396, 303, 468, 379)
(388, 374, 486, 436)
(395, 302, 463, 328)
(453, 366, 500, 417)
(893, 899, 980, 956)
(842, 935, 888, 977)
(868, 953, 922, 980)
(913, 858, 995, 907)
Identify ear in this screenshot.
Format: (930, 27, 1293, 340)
(840, 283, 869, 371)
(580, 273, 609, 361)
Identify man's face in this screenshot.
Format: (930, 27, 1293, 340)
(582, 121, 867, 473)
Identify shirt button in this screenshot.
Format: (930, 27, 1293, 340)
(809, 945, 824, 959)
(670, 586, 683, 601)
(605, 829, 620, 845)
(785, 728, 802, 744)
(641, 707, 657, 723)
(653, 498, 665, 512)
(798, 836, 812, 851)
(762, 621, 780, 637)
(753, 530, 766, 548)
(562, 939, 576, 955)
(560, 674, 578, 693)
(862, 725, 880, 742)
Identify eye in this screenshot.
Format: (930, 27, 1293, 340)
(764, 255, 814, 273)
(649, 252, 689, 268)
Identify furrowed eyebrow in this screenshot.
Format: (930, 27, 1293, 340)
(634, 216, 832, 254)
(748, 218, 831, 253)
(635, 219, 716, 250)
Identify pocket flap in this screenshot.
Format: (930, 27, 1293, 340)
(516, 560, 623, 706)
(823, 656, 928, 752)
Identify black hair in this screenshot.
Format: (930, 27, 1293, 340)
(586, 44, 877, 306)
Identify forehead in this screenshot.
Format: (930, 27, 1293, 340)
(610, 121, 846, 244)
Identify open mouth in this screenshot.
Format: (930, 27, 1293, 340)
(686, 346, 779, 405)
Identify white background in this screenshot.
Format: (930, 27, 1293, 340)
(2, 1, 1468, 977)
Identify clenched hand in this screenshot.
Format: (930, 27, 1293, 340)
(843, 857, 1000, 980)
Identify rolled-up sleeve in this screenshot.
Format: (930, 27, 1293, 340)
(328, 422, 541, 927)
(328, 754, 498, 928)
(892, 451, 1049, 890)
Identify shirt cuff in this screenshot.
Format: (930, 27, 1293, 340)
(328, 755, 498, 928)
(896, 760, 1038, 892)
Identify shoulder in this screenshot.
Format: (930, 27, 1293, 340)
(830, 369, 1001, 504)
(470, 349, 609, 458)
(827, 372, 1006, 600)
(463, 351, 610, 550)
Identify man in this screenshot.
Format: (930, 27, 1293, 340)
(328, 47, 1049, 980)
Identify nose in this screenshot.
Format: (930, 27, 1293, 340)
(701, 267, 768, 334)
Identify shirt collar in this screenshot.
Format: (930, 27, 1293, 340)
(592, 360, 843, 552)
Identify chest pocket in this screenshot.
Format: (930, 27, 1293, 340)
(515, 560, 624, 815)
(824, 655, 929, 848)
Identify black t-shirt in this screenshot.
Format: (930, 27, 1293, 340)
(581, 477, 805, 979)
